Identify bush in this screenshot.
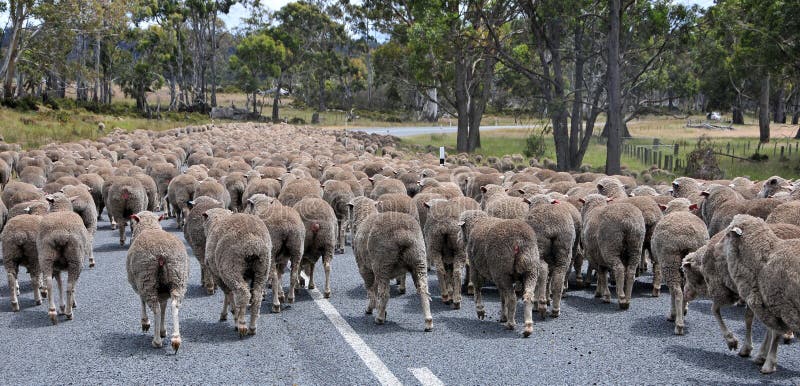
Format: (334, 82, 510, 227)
(288, 117, 306, 125)
(2, 96, 39, 111)
(684, 135, 724, 179)
(523, 125, 550, 158)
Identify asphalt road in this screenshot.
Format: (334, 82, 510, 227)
(2, 212, 800, 385)
(353, 125, 534, 137)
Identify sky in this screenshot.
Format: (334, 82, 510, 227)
(220, 0, 718, 29)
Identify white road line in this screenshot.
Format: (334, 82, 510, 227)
(409, 367, 445, 386)
(307, 284, 402, 386)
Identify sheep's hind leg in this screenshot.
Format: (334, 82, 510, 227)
(414, 269, 433, 332)
(322, 251, 333, 298)
(451, 260, 464, 309)
(374, 278, 390, 325)
(140, 299, 150, 332)
(502, 289, 517, 331)
(270, 267, 281, 313)
(611, 263, 628, 309)
(64, 270, 78, 320)
(522, 272, 536, 337)
(55, 273, 66, 315)
(170, 296, 182, 353)
(248, 283, 264, 335)
(46, 274, 57, 324)
(219, 290, 232, 321)
(760, 329, 781, 374)
(149, 300, 163, 348)
(159, 300, 167, 338)
(31, 271, 42, 306)
(7, 272, 19, 312)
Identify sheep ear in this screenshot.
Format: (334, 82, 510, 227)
(551, 199, 560, 204)
(700, 191, 710, 197)
(23, 206, 31, 213)
(480, 186, 487, 193)
(368, 177, 374, 182)
(86, 187, 92, 192)
(45, 195, 55, 203)
(658, 204, 667, 211)
(247, 197, 257, 204)
(731, 226, 743, 236)
(130, 214, 140, 222)
(522, 197, 531, 204)
(186, 200, 195, 209)
(728, 183, 735, 188)
(689, 203, 699, 211)
(517, 189, 525, 194)
(578, 198, 586, 204)
(202, 212, 209, 219)
(457, 221, 465, 227)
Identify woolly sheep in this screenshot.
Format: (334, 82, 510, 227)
(247, 194, 305, 312)
(107, 176, 149, 246)
(167, 173, 197, 228)
(459, 210, 541, 337)
(2, 214, 43, 311)
(127, 211, 188, 352)
(204, 209, 272, 336)
(183, 196, 224, 294)
(322, 180, 354, 254)
(423, 199, 468, 308)
(293, 197, 337, 298)
(61, 185, 98, 267)
(580, 194, 645, 309)
(37, 193, 91, 324)
(523, 194, 576, 317)
(354, 211, 432, 330)
(651, 201, 709, 335)
(723, 215, 800, 373)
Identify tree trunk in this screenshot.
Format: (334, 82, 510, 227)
(210, 11, 217, 108)
(317, 75, 326, 113)
(605, 0, 622, 175)
(272, 76, 283, 123)
(422, 88, 438, 122)
(2, 1, 25, 99)
(774, 85, 785, 123)
(93, 34, 100, 104)
(454, 47, 469, 153)
(569, 24, 585, 169)
(759, 74, 770, 143)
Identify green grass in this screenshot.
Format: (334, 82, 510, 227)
(0, 104, 211, 149)
(402, 129, 800, 180)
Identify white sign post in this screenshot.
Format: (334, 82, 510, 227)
(439, 147, 445, 166)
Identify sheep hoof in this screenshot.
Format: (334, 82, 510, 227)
(11, 302, 19, 312)
(151, 339, 163, 348)
(619, 302, 630, 310)
(674, 325, 684, 335)
(754, 355, 766, 365)
(142, 322, 150, 332)
(477, 310, 485, 320)
(538, 306, 547, 319)
(89, 260, 95, 268)
(441, 295, 450, 304)
(452, 302, 461, 310)
(323, 291, 331, 299)
(160, 330, 166, 338)
(505, 323, 515, 330)
(205, 288, 215, 295)
(272, 304, 281, 313)
(49, 311, 58, 325)
(248, 327, 257, 335)
(307, 283, 315, 290)
(783, 332, 794, 344)
(40, 290, 47, 298)
(34, 299, 42, 306)
(237, 326, 248, 338)
(59, 305, 65, 314)
(523, 322, 533, 337)
(738, 346, 752, 357)
(287, 296, 294, 304)
(466, 286, 475, 296)
(171, 337, 181, 354)
(119, 240, 125, 246)
(667, 315, 676, 322)
(652, 289, 660, 297)
(550, 309, 560, 318)
(365, 308, 373, 315)
(375, 317, 385, 325)
(278, 295, 285, 303)
(726, 337, 739, 351)
(219, 314, 227, 322)
(760, 364, 777, 375)
(424, 318, 433, 332)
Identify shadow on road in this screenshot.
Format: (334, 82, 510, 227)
(8, 309, 63, 329)
(665, 344, 800, 380)
(629, 314, 676, 337)
(99, 331, 172, 357)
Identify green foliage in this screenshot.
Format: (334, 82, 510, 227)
(523, 126, 550, 158)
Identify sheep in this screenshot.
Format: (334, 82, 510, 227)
(671, 177, 703, 202)
(243, 177, 281, 203)
(322, 180, 354, 254)
(107, 176, 149, 246)
(459, 210, 541, 337)
(194, 178, 231, 209)
(77, 173, 105, 220)
(37, 193, 91, 324)
(183, 196, 224, 294)
(61, 185, 98, 267)
(354, 211, 432, 330)
(147, 162, 179, 215)
(247, 194, 305, 312)
(523, 194, 576, 317)
(293, 197, 337, 298)
(126, 211, 188, 352)
(134, 173, 159, 212)
(369, 177, 406, 199)
(650, 199, 709, 335)
(3, 181, 44, 209)
(758, 176, 792, 198)
(580, 194, 645, 309)
(722, 215, 800, 373)
(167, 173, 197, 228)
(203, 209, 272, 336)
(423, 199, 468, 309)
(485, 195, 528, 220)
(682, 222, 800, 359)
(2, 214, 43, 311)
(464, 173, 503, 202)
(222, 172, 248, 212)
(278, 178, 323, 207)
(765, 200, 800, 226)
(703, 186, 785, 235)
(9, 200, 49, 218)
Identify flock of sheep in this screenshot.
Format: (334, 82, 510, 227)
(0, 123, 799, 375)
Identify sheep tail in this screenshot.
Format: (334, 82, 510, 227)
(311, 223, 320, 233)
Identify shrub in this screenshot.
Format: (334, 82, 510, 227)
(523, 125, 550, 158)
(684, 135, 724, 179)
